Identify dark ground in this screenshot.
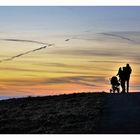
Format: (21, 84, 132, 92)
(97, 93, 140, 134)
(1, 92, 140, 134)
(0, 93, 105, 134)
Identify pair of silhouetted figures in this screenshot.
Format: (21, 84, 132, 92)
(110, 64, 132, 93)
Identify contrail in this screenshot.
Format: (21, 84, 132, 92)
(0, 39, 49, 45)
(0, 38, 54, 63)
(0, 44, 54, 63)
(100, 33, 135, 43)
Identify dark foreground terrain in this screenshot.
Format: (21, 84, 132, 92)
(0, 93, 105, 134)
(1, 92, 140, 134)
(98, 93, 140, 134)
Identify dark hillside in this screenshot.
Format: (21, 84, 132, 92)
(0, 93, 105, 134)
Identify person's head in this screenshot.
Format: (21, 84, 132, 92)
(123, 67, 126, 71)
(126, 64, 130, 67)
(118, 67, 122, 72)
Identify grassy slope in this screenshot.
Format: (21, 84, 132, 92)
(0, 93, 105, 134)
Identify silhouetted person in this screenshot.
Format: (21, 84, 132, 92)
(122, 67, 127, 93)
(117, 67, 122, 81)
(125, 64, 132, 93)
(117, 67, 125, 93)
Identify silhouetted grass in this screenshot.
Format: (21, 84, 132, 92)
(0, 92, 105, 134)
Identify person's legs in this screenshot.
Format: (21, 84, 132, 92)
(121, 81, 123, 92)
(124, 81, 126, 93)
(112, 85, 115, 93)
(121, 80, 125, 93)
(117, 87, 120, 93)
(127, 80, 129, 93)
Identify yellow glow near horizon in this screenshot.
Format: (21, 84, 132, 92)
(0, 39, 139, 96)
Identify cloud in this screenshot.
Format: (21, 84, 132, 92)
(40, 75, 106, 87)
(0, 75, 106, 88)
(0, 66, 97, 75)
(88, 60, 140, 65)
(53, 49, 123, 58)
(0, 67, 47, 73)
(34, 62, 114, 71)
(34, 62, 92, 69)
(89, 60, 122, 64)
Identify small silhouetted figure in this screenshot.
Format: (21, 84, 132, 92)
(125, 64, 132, 93)
(117, 67, 126, 93)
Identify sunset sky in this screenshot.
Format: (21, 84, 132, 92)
(0, 6, 140, 96)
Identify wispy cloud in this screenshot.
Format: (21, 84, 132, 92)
(34, 62, 114, 71)
(0, 66, 99, 75)
(64, 33, 101, 42)
(53, 49, 123, 58)
(0, 75, 105, 87)
(89, 60, 140, 65)
(89, 60, 123, 64)
(44, 76, 98, 87)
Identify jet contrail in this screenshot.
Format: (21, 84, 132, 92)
(1, 39, 49, 45)
(0, 44, 54, 63)
(100, 33, 135, 43)
(0, 38, 55, 63)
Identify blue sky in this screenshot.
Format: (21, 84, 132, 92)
(0, 6, 140, 33)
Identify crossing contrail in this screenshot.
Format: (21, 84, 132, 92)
(0, 45, 54, 63)
(0, 38, 54, 63)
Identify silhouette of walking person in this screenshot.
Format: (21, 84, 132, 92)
(117, 67, 122, 81)
(117, 67, 125, 93)
(125, 64, 132, 93)
(122, 67, 126, 93)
